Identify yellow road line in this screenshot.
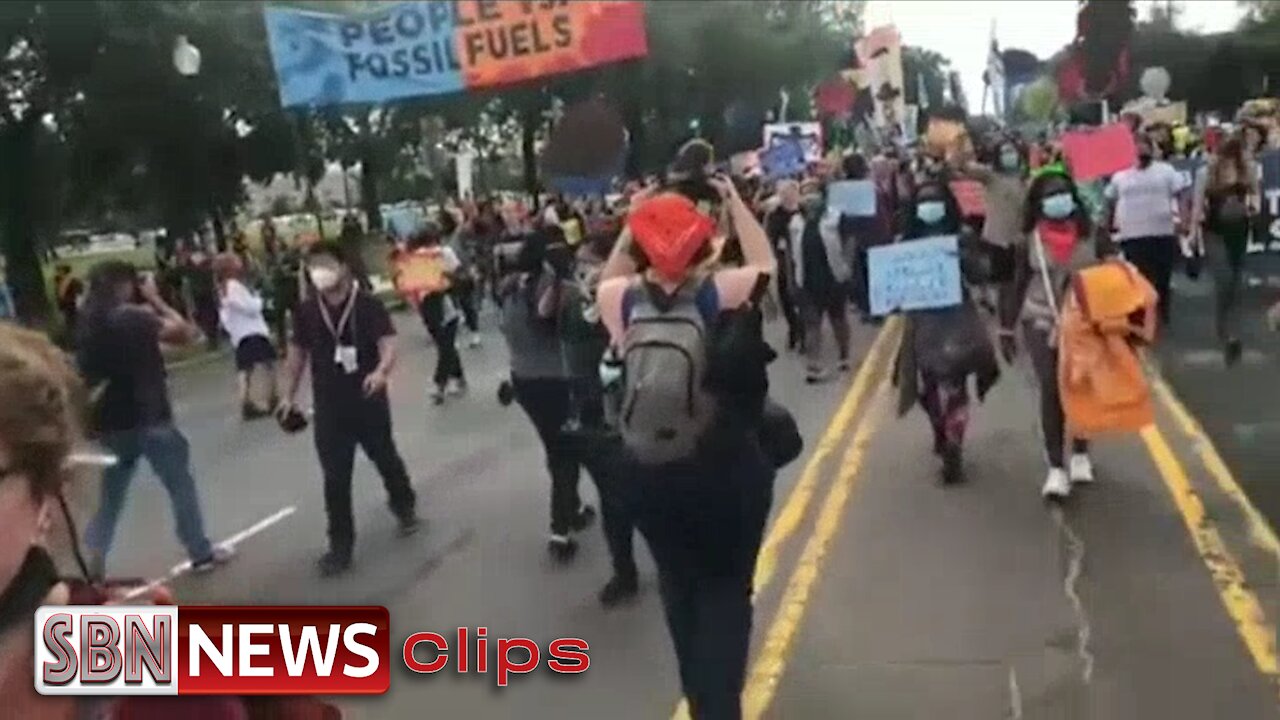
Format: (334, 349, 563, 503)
(751, 317, 900, 593)
(1139, 424, 1280, 698)
(670, 318, 900, 720)
(742, 379, 890, 719)
(1149, 374, 1280, 557)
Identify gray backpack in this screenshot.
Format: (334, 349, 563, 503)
(620, 277, 718, 465)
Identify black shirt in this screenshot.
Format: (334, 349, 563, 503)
(78, 306, 173, 433)
(765, 207, 801, 257)
(292, 286, 395, 412)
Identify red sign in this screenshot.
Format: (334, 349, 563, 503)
(1062, 123, 1138, 181)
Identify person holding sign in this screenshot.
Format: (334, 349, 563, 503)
(891, 180, 1000, 485)
(1000, 169, 1100, 500)
(397, 227, 467, 405)
(790, 179, 853, 383)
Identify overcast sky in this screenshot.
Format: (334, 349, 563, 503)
(863, 0, 1246, 114)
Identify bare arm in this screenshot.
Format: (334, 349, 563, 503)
(600, 227, 638, 283)
(280, 343, 308, 406)
(724, 183, 776, 274)
(373, 334, 397, 376)
(139, 276, 198, 344)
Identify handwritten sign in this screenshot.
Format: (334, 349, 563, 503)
(1062, 123, 1137, 181)
(867, 235, 962, 315)
(949, 180, 985, 217)
(264, 1, 648, 108)
(827, 180, 877, 218)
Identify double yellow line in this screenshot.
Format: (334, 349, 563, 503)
(671, 317, 902, 720)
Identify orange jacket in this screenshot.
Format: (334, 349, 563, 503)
(1058, 260, 1158, 437)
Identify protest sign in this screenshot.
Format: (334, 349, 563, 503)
(827, 180, 877, 218)
(867, 235, 962, 315)
(1061, 123, 1137, 181)
(856, 25, 905, 131)
(394, 250, 450, 296)
(383, 205, 426, 240)
(949, 180, 985, 217)
(760, 139, 806, 180)
(264, 1, 648, 108)
(763, 123, 823, 163)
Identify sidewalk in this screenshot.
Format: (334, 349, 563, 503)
(761, 324, 1278, 718)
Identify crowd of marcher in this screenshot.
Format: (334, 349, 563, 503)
(5, 99, 1280, 719)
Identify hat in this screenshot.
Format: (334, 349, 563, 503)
(626, 193, 716, 281)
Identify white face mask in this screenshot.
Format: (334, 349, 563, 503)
(308, 267, 340, 291)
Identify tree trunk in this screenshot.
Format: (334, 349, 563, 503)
(0, 117, 52, 325)
(520, 105, 539, 202)
(210, 210, 227, 252)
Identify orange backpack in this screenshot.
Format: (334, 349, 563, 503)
(1057, 260, 1158, 437)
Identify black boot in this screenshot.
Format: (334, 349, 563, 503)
(598, 573, 639, 608)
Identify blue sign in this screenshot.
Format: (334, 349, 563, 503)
(760, 139, 805, 180)
(867, 235, 962, 315)
(263, 2, 465, 108)
(827, 180, 877, 218)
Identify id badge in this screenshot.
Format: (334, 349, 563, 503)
(334, 345, 358, 375)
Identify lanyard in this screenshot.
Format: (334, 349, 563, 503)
(317, 285, 358, 344)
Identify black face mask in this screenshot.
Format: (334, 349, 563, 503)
(0, 545, 59, 635)
(1138, 152, 1153, 167)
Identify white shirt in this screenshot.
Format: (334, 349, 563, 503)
(219, 279, 271, 346)
(1105, 162, 1187, 240)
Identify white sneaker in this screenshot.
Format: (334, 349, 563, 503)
(1041, 468, 1071, 500)
(445, 379, 465, 397)
(1069, 454, 1095, 484)
(467, 333, 482, 349)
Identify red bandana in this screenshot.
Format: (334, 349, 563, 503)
(626, 193, 716, 281)
(1037, 219, 1079, 265)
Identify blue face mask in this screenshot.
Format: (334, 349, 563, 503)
(1041, 192, 1075, 220)
(915, 201, 946, 225)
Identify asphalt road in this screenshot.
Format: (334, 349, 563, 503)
(77, 301, 1280, 719)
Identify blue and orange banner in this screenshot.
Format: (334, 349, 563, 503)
(263, 1, 648, 108)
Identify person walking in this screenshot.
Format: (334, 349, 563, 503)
(892, 180, 1001, 485)
(76, 261, 233, 578)
(559, 234, 638, 606)
(1001, 169, 1098, 499)
(791, 179, 853, 383)
(439, 208, 483, 349)
(596, 140, 778, 719)
(278, 242, 419, 576)
(1105, 134, 1188, 325)
(763, 179, 805, 351)
(399, 226, 467, 405)
(213, 253, 278, 420)
(498, 229, 597, 561)
(1194, 133, 1259, 365)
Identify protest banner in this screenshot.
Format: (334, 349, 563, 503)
(763, 122, 824, 163)
(263, 1, 648, 108)
(1061, 123, 1137, 181)
(867, 235, 962, 315)
(827, 180, 877, 217)
(949, 180, 985, 217)
(855, 25, 905, 131)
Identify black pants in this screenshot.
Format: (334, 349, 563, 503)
(1023, 323, 1088, 467)
(419, 296, 464, 390)
(776, 267, 803, 350)
(1122, 235, 1176, 325)
(314, 398, 416, 557)
(632, 440, 774, 720)
(451, 277, 480, 333)
(513, 377, 584, 536)
(572, 376, 638, 580)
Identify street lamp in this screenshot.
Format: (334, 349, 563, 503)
(173, 35, 201, 77)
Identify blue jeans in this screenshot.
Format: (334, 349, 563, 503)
(84, 424, 214, 571)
